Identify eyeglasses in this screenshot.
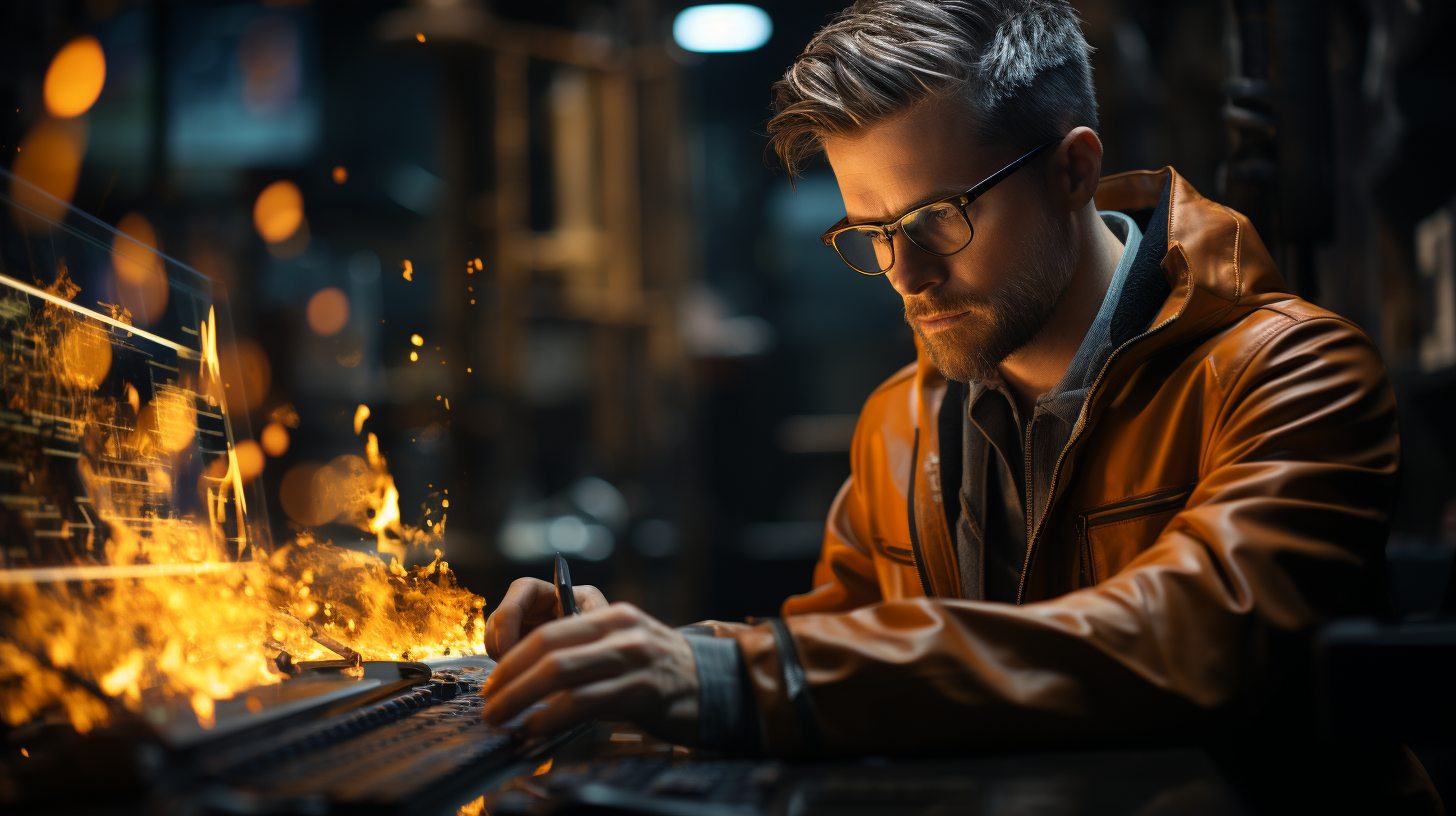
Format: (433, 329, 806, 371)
(819, 138, 1061, 276)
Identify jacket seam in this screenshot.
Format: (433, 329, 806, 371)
(1203, 312, 1350, 476)
(1221, 311, 1320, 396)
(1212, 313, 1294, 399)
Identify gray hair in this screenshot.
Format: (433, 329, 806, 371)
(768, 0, 1097, 177)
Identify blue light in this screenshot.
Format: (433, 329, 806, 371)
(672, 4, 773, 53)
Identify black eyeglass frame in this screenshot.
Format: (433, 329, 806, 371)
(819, 137, 1063, 276)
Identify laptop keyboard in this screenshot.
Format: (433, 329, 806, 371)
(204, 667, 524, 811)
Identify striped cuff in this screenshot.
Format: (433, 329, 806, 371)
(683, 631, 758, 752)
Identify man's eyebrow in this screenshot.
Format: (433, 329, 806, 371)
(845, 186, 970, 225)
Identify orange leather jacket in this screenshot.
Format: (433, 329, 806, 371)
(718, 169, 1430, 802)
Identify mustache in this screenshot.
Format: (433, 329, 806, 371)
(903, 292, 990, 322)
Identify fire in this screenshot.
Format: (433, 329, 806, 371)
(0, 272, 488, 735)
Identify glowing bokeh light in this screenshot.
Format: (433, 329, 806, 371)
(332, 165, 348, 184)
(111, 212, 169, 325)
(222, 338, 272, 414)
(266, 217, 310, 259)
(44, 36, 106, 119)
(260, 422, 290, 457)
(253, 180, 304, 243)
(672, 5, 772, 53)
(279, 461, 325, 526)
(8, 117, 87, 230)
(234, 440, 265, 482)
(58, 322, 112, 390)
(306, 287, 349, 336)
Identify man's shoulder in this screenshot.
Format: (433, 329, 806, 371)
(1202, 294, 1387, 394)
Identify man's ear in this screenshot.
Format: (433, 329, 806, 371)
(1053, 126, 1103, 212)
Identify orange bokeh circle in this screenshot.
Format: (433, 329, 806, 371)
(306, 287, 349, 336)
(253, 180, 303, 243)
(44, 36, 106, 119)
(260, 422, 290, 457)
(234, 439, 265, 482)
(111, 212, 169, 325)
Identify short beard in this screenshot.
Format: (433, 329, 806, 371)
(905, 212, 1077, 383)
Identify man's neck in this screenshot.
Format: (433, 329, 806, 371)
(997, 206, 1127, 423)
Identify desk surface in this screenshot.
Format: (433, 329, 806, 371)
(447, 725, 1249, 816)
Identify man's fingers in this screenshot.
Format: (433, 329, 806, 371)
(575, 585, 609, 613)
(483, 579, 613, 659)
(481, 629, 650, 726)
(483, 578, 555, 659)
(487, 603, 645, 691)
(518, 672, 652, 738)
(484, 600, 523, 659)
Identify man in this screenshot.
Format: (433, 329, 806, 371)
(480, 1, 1441, 811)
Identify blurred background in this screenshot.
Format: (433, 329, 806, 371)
(2, 0, 1454, 626)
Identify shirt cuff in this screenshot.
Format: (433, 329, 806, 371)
(682, 630, 760, 752)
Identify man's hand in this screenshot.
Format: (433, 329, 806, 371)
(479, 602, 699, 745)
(483, 577, 609, 659)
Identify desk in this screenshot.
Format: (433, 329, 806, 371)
(446, 725, 1249, 816)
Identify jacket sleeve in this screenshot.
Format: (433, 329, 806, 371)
(727, 315, 1399, 756)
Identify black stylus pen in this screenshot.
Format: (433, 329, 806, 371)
(554, 552, 579, 617)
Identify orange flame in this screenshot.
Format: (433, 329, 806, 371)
(353, 404, 371, 435)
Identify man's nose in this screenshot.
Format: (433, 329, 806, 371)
(885, 232, 947, 297)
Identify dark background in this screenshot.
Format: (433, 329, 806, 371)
(2, 0, 1454, 629)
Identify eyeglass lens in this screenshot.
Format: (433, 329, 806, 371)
(833, 228, 893, 275)
(832, 201, 974, 274)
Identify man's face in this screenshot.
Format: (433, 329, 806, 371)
(823, 102, 1076, 383)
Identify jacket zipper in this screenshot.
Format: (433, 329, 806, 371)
(1023, 412, 1037, 566)
(1015, 309, 1184, 604)
(906, 428, 936, 597)
(1076, 516, 1092, 587)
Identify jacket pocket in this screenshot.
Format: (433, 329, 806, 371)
(1077, 484, 1195, 585)
(874, 537, 919, 567)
